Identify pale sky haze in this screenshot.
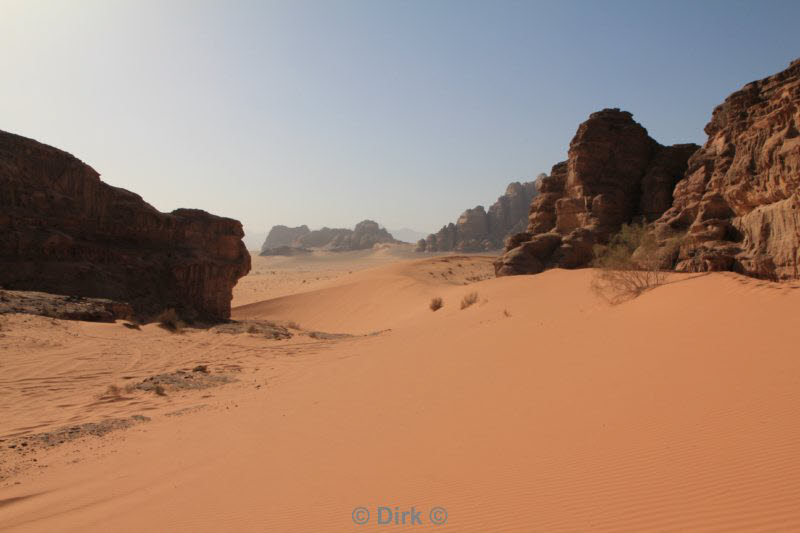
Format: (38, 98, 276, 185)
(1, 0, 798, 241)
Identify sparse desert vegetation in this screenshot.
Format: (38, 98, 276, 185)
(591, 222, 683, 304)
(429, 296, 443, 311)
(460, 291, 479, 310)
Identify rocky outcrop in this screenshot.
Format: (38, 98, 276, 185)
(0, 289, 133, 323)
(417, 181, 538, 252)
(0, 129, 251, 320)
(653, 59, 800, 279)
(495, 109, 698, 276)
(260, 220, 399, 254)
(260, 225, 309, 253)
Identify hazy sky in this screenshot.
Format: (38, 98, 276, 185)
(2, 1, 798, 238)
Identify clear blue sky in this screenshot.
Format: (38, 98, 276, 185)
(1, 0, 798, 238)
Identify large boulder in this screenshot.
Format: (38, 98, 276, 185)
(495, 109, 698, 276)
(654, 58, 800, 279)
(0, 129, 251, 320)
(417, 180, 538, 252)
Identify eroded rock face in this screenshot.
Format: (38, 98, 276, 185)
(260, 225, 309, 253)
(495, 109, 697, 276)
(260, 219, 398, 254)
(417, 181, 538, 252)
(0, 129, 251, 320)
(654, 59, 800, 279)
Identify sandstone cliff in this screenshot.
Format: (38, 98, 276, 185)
(495, 109, 698, 275)
(260, 220, 399, 255)
(417, 181, 538, 253)
(653, 59, 800, 279)
(0, 129, 251, 320)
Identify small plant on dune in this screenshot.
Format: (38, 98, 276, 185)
(503, 309, 511, 318)
(429, 296, 444, 312)
(591, 222, 682, 304)
(460, 291, 479, 310)
(286, 320, 301, 330)
(156, 308, 185, 333)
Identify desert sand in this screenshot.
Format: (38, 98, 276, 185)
(2, 247, 800, 531)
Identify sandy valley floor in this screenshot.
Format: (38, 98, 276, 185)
(2, 247, 800, 531)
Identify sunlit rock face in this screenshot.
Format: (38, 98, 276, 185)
(653, 58, 800, 279)
(495, 109, 697, 276)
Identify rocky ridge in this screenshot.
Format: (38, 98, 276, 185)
(417, 181, 538, 253)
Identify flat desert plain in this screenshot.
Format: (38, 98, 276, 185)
(2, 247, 800, 532)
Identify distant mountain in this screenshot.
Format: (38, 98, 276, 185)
(416, 180, 539, 252)
(260, 220, 400, 255)
(388, 227, 428, 244)
(260, 225, 310, 252)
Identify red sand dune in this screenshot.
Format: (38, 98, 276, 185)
(2, 255, 800, 531)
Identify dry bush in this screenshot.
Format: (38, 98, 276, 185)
(156, 308, 185, 333)
(503, 309, 511, 318)
(429, 297, 443, 312)
(591, 222, 679, 304)
(460, 292, 479, 310)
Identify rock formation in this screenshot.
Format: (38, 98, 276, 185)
(653, 58, 800, 279)
(0, 129, 251, 320)
(417, 181, 538, 252)
(260, 225, 310, 253)
(495, 109, 698, 276)
(260, 220, 399, 255)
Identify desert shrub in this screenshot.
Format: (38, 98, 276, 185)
(503, 309, 511, 318)
(460, 292, 479, 310)
(156, 308, 185, 333)
(286, 320, 301, 330)
(591, 222, 677, 304)
(429, 297, 443, 312)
